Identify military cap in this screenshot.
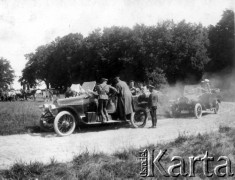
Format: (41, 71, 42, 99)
(101, 78, 108, 82)
(148, 84, 155, 89)
(114, 77, 120, 81)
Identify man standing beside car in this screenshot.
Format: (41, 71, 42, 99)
(148, 85, 158, 128)
(96, 78, 117, 122)
(114, 77, 133, 121)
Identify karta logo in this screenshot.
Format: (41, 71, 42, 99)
(139, 149, 234, 178)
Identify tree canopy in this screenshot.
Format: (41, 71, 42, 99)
(21, 17, 226, 89)
(0, 57, 15, 89)
(206, 9, 234, 73)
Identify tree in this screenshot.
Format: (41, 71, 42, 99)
(206, 9, 234, 73)
(162, 20, 209, 84)
(0, 57, 15, 89)
(21, 20, 211, 88)
(132, 21, 209, 84)
(21, 33, 84, 89)
(145, 68, 167, 88)
(49, 33, 84, 88)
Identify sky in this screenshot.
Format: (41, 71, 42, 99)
(0, 0, 234, 89)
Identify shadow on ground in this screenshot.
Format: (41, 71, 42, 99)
(27, 122, 132, 138)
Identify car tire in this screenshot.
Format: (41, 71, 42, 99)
(214, 102, 219, 114)
(194, 103, 202, 119)
(54, 111, 76, 136)
(130, 109, 147, 128)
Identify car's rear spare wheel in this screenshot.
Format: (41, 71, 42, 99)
(194, 103, 202, 119)
(54, 111, 76, 136)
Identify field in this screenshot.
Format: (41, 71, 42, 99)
(0, 99, 235, 179)
(0, 101, 43, 135)
(0, 125, 235, 179)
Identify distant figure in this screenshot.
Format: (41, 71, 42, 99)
(65, 87, 77, 98)
(42, 89, 47, 100)
(129, 80, 138, 96)
(114, 77, 133, 121)
(137, 82, 148, 94)
(200, 79, 211, 93)
(200, 79, 213, 108)
(204, 79, 211, 93)
(148, 85, 158, 128)
(45, 89, 50, 102)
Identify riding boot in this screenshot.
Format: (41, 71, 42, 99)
(151, 119, 155, 127)
(104, 111, 109, 121)
(105, 114, 109, 121)
(101, 115, 106, 122)
(99, 115, 104, 123)
(100, 110, 106, 122)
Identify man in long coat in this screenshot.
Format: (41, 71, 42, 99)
(114, 77, 133, 120)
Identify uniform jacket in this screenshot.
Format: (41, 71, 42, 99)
(148, 90, 158, 108)
(96, 83, 110, 100)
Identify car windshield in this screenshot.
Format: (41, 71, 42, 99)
(81, 81, 96, 91)
(184, 85, 202, 96)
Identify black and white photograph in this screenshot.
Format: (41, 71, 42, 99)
(0, 0, 234, 179)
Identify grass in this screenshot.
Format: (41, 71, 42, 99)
(0, 101, 43, 135)
(1, 126, 234, 179)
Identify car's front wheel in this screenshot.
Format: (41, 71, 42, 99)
(194, 103, 202, 119)
(130, 109, 148, 128)
(54, 111, 76, 136)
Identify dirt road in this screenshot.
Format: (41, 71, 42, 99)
(0, 102, 235, 169)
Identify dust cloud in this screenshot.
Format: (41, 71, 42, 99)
(203, 69, 235, 102)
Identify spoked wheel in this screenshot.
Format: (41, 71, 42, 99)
(54, 111, 76, 136)
(39, 112, 54, 132)
(214, 102, 219, 114)
(130, 109, 147, 128)
(194, 103, 202, 119)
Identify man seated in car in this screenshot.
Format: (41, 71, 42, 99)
(129, 80, 138, 96)
(200, 79, 211, 93)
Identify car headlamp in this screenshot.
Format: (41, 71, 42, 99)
(49, 104, 58, 115)
(49, 104, 56, 111)
(43, 104, 49, 112)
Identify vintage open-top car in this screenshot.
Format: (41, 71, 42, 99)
(39, 81, 149, 136)
(170, 84, 221, 118)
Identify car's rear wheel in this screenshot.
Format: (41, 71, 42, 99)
(194, 103, 202, 119)
(54, 111, 76, 136)
(214, 102, 219, 114)
(130, 109, 147, 128)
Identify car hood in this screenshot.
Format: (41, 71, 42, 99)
(183, 94, 200, 101)
(57, 94, 88, 106)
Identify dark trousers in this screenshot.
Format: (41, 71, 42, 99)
(98, 99, 109, 122)
(117, 97, 126, 120)
(150, 107, 157, 127)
